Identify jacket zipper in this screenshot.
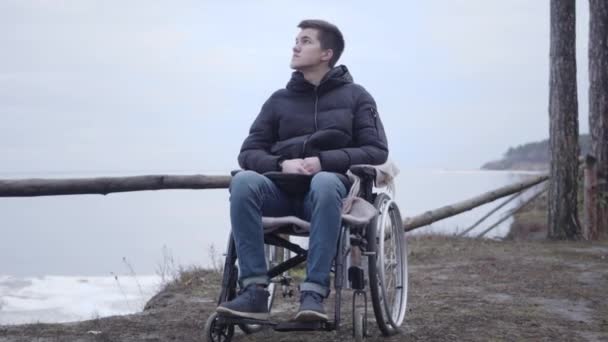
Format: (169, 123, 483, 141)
(303, 88, 319, 156)
(314, 87, 319, 131)
(302, 136, 309, 156)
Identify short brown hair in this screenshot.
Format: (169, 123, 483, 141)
(298, 19, 345, 68)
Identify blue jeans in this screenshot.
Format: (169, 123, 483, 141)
(229, 170, 347, 297)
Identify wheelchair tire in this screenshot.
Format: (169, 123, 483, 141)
(353, 308, 365, 342)
(367, 193, 408, 336)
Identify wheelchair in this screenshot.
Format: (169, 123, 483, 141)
(204, 166, 408, 341)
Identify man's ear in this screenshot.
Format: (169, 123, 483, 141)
(321, 49, 334, 63)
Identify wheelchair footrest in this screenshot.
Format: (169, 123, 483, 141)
(274, 320, 334, 332)
(217, 315, 335, 332)
(217, 315, 275, 327)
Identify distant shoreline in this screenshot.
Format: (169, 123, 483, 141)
(481, 134, 589, 171)
(480, 160, 549, 171)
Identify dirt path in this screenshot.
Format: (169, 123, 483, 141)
(1, 236, 607, 341)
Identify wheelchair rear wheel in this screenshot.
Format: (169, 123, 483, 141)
(367, 193, 408, 336)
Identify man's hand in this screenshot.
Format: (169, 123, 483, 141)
(280, 158, 310, 174)
(302, 157, 322, 174)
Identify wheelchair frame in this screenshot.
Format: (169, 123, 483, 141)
(204, 167, 407, 341)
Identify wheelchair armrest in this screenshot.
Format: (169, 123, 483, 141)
(348, 165, 377, 184)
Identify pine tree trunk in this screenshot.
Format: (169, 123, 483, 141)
(588, 0, 608, 236)
(548, 0, 581, 239)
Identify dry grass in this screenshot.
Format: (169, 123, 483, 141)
(1, 235, 607, 342)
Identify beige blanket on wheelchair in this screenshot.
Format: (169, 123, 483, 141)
(262, 160, 400, 233)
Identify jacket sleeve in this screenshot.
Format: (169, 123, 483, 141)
(237, 97, 282, 173)
(318, 88, 389, 173)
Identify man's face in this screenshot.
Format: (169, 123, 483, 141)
(290, 28, 332, 70)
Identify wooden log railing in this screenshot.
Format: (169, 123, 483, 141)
(475, 184, 548, 239)
(403, 174, 549, 231)
(0, 175, 231, 197)
(1, 172, 549, 234)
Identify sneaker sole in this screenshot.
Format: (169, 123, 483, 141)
(216, 306, 270, 321)
(294, 310, 328, 322)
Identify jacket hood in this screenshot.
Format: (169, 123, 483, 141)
(286, 65, 353, 93)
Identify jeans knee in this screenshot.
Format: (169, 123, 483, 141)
(230, 170, 266, 200)
(310, 172, 345, 198)
(311, 172, 341, 189)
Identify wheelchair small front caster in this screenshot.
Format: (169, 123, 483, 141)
(204, 312, 234, 342)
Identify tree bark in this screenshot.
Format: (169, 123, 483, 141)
(548, 0, 581, 239)
(588, 0, 608, 236)
(583, 155, 599, 240)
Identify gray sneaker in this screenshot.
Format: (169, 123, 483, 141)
(216, 284, 270, 320)
(294, 291, 328, 321)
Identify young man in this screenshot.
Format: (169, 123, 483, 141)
(216, 19, 388, 322)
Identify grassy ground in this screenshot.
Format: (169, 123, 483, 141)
(1, 234, 606, 342)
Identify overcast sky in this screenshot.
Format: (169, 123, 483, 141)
(0, 0, 592, 175)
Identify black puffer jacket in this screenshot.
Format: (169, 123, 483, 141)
(238, 65, 388, 180)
